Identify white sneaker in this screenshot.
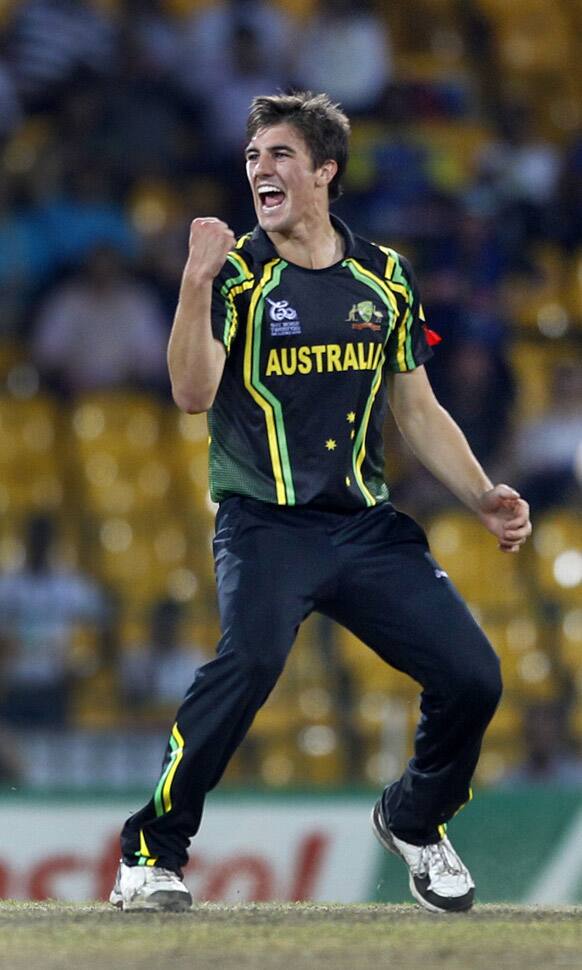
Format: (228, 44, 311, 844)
(109, 861, 192, 912)
(371, 798, 474, 913)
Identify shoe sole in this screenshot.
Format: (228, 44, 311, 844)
(371, 801, 473, 915)
(114, 890, 193, 912)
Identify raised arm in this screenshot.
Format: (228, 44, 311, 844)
(388, 366, 532, 552)
(167, 218, 234, 413)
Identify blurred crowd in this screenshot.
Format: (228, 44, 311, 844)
(0, 0, 580, 787)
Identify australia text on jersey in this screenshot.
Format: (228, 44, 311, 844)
(265, 341, 383, 376)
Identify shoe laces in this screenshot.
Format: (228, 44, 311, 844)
(149, 867, 182, 885)
(419, 840, 464, 878)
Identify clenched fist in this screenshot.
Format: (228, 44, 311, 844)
(477, 484, 532, 553)
(183, 217, 236, 285)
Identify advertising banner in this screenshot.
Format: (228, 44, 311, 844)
(0, 789, 581, 904)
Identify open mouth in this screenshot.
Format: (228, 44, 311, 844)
(257, 184, 286, 211)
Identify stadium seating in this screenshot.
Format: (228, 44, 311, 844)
(475, 691, 526, 784)
(165, 408, 215, 520)
(250, 735, 299, 788)
(558, 606, 582, 674)
(0, 394, 64, 515)
(478, 0, 572, 76)
(426, 511, 527, 611)
(412, 121, 492, 191)
(70, 392, 166, 467)
(501, 247, 573, 338)
(64, 392, 216, 615)
(89, 512, 201, 606)
(510, 339, 576, 420)
(0, 339, 26, 381)
(335, 626, 418, 701)
(481, 615, 557, 701)
(532, 510, 582, 608)
(127, 179, 183, 236)
(565, 250, 582, 326)
(70, 644, 120, 729)
(162, 0, 222, 14)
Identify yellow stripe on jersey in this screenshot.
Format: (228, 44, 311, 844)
(396, 306, 412, 372)
(379, 245, 396, 283)
(378, 245, 409, 299)
(353, 344, 388, 506)
(342, 258, 394, 507)
(346, 258, 399, 317)
(377, 246, 418, 370)
(224, 278, 254, 352)
(221, 252, 254, 352)
(227, 250, 252, 278)
(244, 260, 288, 504)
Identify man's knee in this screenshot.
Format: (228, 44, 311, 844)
(235, 646, 288, 689)
(454, 648, 502, 718)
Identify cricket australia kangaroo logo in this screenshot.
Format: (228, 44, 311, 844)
(267, 298, 302, 336)
(347, 300, 383, 331)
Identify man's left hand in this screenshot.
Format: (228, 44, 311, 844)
(477, 484, 532, 553)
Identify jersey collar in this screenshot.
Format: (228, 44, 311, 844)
(250, 213, 355, 265)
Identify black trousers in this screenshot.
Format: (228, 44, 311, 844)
(120, 497, 502, 871)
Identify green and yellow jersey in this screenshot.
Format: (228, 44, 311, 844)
(208, 215, 433, 510)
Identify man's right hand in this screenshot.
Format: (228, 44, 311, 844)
(169, 217, 231, 412)
(183, 217, 236, 285)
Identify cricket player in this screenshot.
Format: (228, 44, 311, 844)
(110, 92, 531, 913)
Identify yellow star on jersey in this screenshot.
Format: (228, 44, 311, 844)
(325, 438, 337, 451)
(346, 412, 356, 424)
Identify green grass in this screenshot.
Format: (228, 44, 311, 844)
(1, 902, 581, 970)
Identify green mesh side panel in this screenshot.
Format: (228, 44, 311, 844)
(207, 408, 277, 504)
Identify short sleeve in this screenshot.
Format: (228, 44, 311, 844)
(210, 251, 254, 356)
(386, 255, 434, 373)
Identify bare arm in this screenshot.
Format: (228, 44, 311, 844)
(388, 366, 532, 552)
(167, 218, 234, 413)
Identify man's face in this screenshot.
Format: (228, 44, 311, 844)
(245, 123, 326, 233)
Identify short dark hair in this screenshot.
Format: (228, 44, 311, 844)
(246, 91, 350, 201)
